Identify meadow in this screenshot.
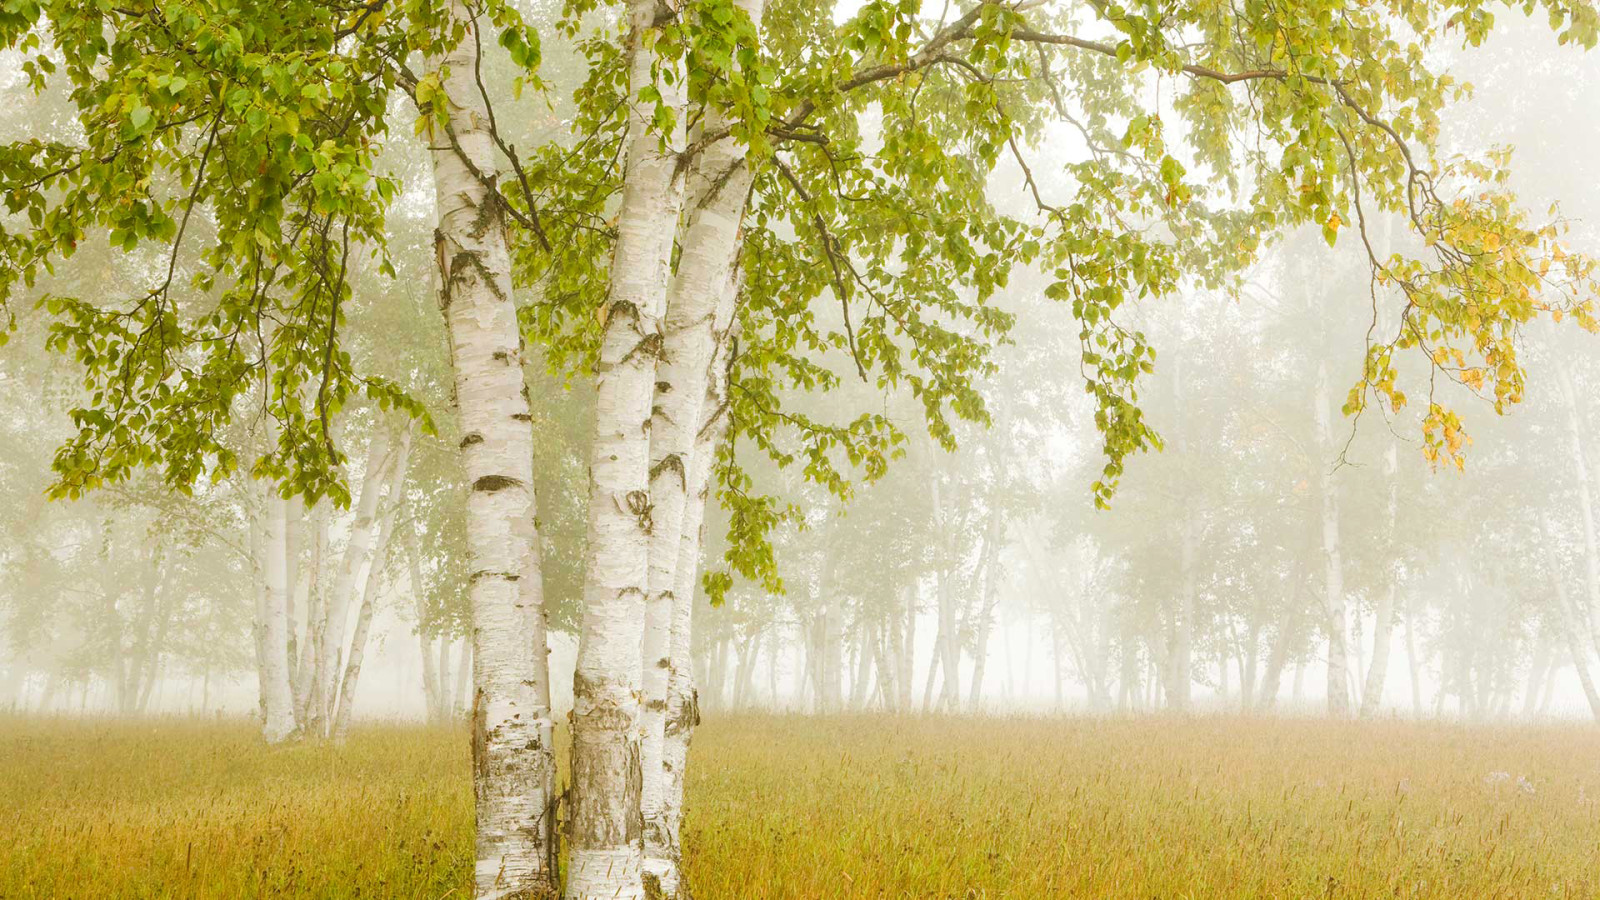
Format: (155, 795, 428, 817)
(2, 713, 1598, 898)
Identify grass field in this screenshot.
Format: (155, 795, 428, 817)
(3, 714, 1599, 898)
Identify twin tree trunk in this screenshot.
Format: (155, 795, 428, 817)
(638, 38, 758, 891)
(423, 1, 756, 894)
(565, 0, 687, 892)
(427, 2, 556, 895)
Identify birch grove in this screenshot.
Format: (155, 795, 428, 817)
(4, 2, 1600, 900)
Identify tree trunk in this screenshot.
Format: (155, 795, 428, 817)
(657, 293, 738, 884)
(1523, 618, 1553, 719)
(1313, 360, 1350, 717)
(1167, 504, 1197, 711)
(639, 60, 760, 886)
(968, 505, 1003, 712)
(900, 585, 915, 712)
(1556, 363, 1600, 656)
(421, 634, 442, 722)
(566, 0, 688, 891)
(261, 486, 298, 743)
(333, 425, 414, 743)
(426, 3, 555, 892)
(313, 425, 392, 736)
(1552, 563, 1600, 723)
(1360, 444, 1400, 718)
(296, 504, 329, 731)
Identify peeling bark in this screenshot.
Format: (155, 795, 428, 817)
(567, 0, 687, 892)
(425, 2, 555, 893)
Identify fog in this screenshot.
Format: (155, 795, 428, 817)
(2, 9, 1599, 732)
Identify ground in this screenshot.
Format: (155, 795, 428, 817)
(2, 714, 1597, 898)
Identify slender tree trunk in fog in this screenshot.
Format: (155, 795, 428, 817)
(1313, 360, 1351, 717)
(968, 505, 1003, 711)
(420, 633, 442, 722)
(1241, 619, 1260, 711)
(455, 640, 473, 718)
(900, 586, 915, 712)
(850, 623, 873, 710)
(566, 0, 687, 890)
(1549, 541, 1600, 722)
(333, 426, 414, 743)
(283, 495, 303, 715)
(438, 638, 455, 721)
(1557, 364, 1600, 654)
(313, 426, 391, 736)
(261, 487, 298, 743)
(425, 2, 556, 892)
(250, 510, 268, 723)
(296, 506, 329, 730)
(1524, 619, 1553, 719)
(872, 622, 895, 712)
(410, 538, 442, 722)
(1360, 444, 1400, 718)
(1403, 590, 1423, 717)
(1167, 504, 1197, 711)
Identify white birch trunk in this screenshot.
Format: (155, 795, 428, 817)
(426, 3, 555, 893)
(314, 426, 392, 734)
(1313, 360, 1351, 717)
(1556, 364, 1600, 655)
(656, 278, 740, 894)
(333, 425, 414, 743)
(261, 486, 298, 743)
(899, 586, 916, 713)
(638, 37, 761, 884)
(1359, 444, 1400, 718)
(567, 0, 687, 892)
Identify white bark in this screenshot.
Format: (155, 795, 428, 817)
(314, 426, 392, 734)
(1313, 360, 1350, 717)
(261, 485, 298, 744)
(1360, 444, 1400, 718)
(657, 275, 741, 892)
(426, 2, 555, 894)
(1556, 363, 1600, 656)
(567, 0, 687, 893)
(638, 33, 762, 881)
(333, 425, 414, 743)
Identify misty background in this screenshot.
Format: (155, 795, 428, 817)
(2, 10, 1598, 725)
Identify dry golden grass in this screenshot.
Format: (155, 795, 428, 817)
(3, 713, 1598, 898)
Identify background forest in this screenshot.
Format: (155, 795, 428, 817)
(3, 12, 1597, 727)
(3, 0, 1600, 897)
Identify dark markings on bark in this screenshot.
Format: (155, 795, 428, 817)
(624, 489, 654, 534)
(460, 432, 485, 448)
(655, 380, 672, 393)
(469, 569, 521, 583)
(473, 474, 524, 492)
(648, 452, 686, 490)
(669, 686, 702, 735)
(432, 230, 452, 312)
(512, 412, 532, 422)
(619, 330, 663, 367)
(467, 177, 501, 239)
(471, 686, 489, 798)
(626, 735, 644, 842)
(493, 350, 509, 361)
(645, 698, 667, 712)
